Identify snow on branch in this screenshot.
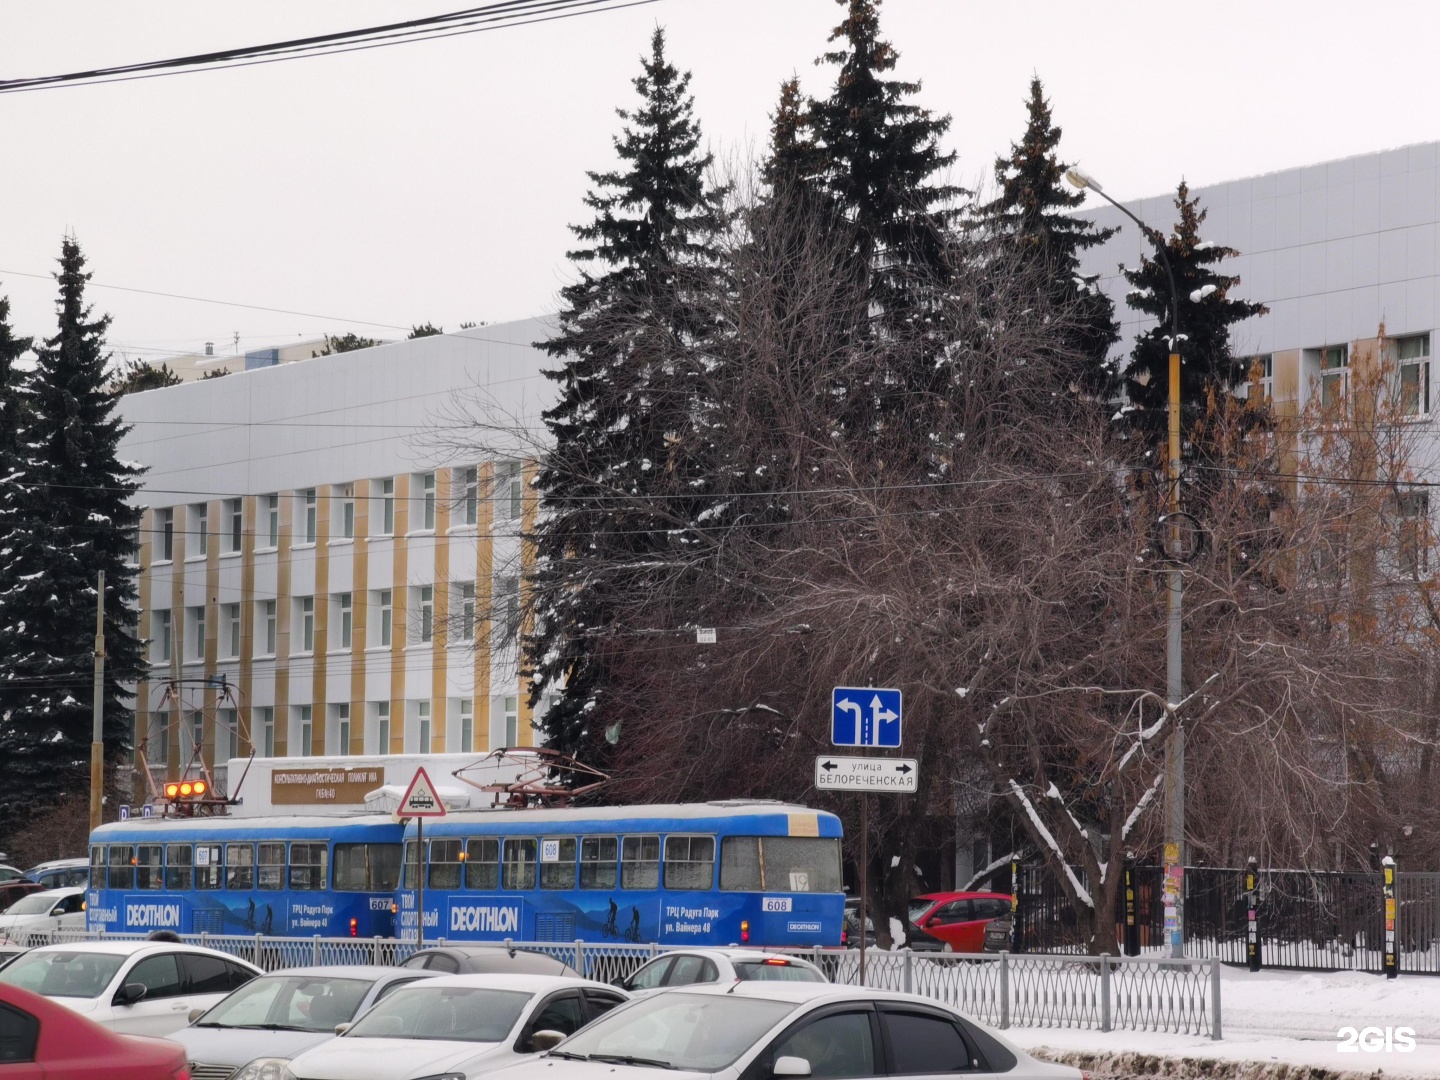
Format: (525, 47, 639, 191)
(1009, 779, 1092, 908)
(1122, 771, 1166, 841)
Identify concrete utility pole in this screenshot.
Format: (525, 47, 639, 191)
(89, 570, 106, 832)
(1067, 169, 1187, 958)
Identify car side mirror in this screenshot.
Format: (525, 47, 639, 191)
(117, 982, 147, 1005)
(334, 1023, 352, 1036)
(188, 1007, 206, 1024)
(531, 1030, 567, 1052)
(773, 1057, 812, 1078)
(611, 977, 629, 990)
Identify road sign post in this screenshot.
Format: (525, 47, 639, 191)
(398, 767, 447, 949)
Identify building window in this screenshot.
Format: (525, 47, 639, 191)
(260, 600, 277, 656)
(496, 576, 520, 645)
(257, 706, 275, 757)
(184, 711, 204, 764)
(1399, 333, 1431, 417)
(374, 589, 392, 647)
(500, 461, 523, 520)
(219, 707, 239, 761)
(460, 699, 473, 753)
(339, 484, 355, 539)
(152, 610, 172, 663)
(156, 508, 174, 561)
(224, 603, 241, 658)
(377, 478, 395, 536)
(416, 700, 431, 753)
(188, 605, 206, 661)
(337, 593, 353, 649)
(458, 582, 475, 642)
(504, 695, 518, 746)
(226, 498, 243, 553)
(150, 713, 170, 764)
(334, 703, 351, 755)
(374, 701, 391, 754)
(421, 472, 436, 531)
(1398, 490, 1431, 577)
(127, 525, 141, 565)
(264, 494, 280, 548)
(295, 704, 312, 757)
(459, 466, 478, 526)
(191, 503, 208, 557)
(301, 489, 317, 544)
(418, 585, 434, 643)
(1251, 354, 1273, 403)
(1320, 344, 1348, 408)
(297, 597, 314, 653)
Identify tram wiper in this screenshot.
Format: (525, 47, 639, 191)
(588, 1054, 677, 1069)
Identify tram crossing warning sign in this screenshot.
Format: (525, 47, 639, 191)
(398, 767, 447, 818)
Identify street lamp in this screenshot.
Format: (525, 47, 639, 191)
(1066, 167, 1187, 959)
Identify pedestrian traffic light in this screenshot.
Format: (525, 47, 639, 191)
(163, 779, 208, 799)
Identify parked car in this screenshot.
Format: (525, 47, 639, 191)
(25, 857, 90, 890)
(0, 886, 89, 945)
(906, 892, 1014, 953)
(499, 981, 1081, 1080)
(401, 944, 581, 977)
(983, 915, 1013, 953)
(173, 964, 439, 1080)
(842, 897, 877, 948)
(0, 878, 44, 913)
(0, 863, 28, 883)
(616, 949, 826, 994)
(262, 973, 628, 1080)
(0, 981, 190, 1079)
(0, 939, 262, 1036)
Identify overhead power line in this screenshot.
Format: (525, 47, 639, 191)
(0, 0, 659, 94)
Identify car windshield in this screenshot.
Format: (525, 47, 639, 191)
(345, 986, 530, 1042)
(198, 974, 372, 1031)
(0, 950, 124, 998)
(2, 895, 58, 916)
(733, 961, 824, 983)
(556, 992, 798, 1071)
(907, 899, 934, 923)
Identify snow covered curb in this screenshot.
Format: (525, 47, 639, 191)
(1031, 1047, 1402, 1080)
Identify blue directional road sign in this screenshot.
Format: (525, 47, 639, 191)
(832, 687, 902, 748)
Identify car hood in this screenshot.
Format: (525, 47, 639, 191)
(288, 1037, 502, 1080)
(170, 1026, 335, 1067)
(499, 1057, 716, 1080)
(46, 995, 100, 1015)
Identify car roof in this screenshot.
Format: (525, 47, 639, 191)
(26, 858, 87, 872)
(249, 964, 428, 980)
(673, 982, 946, 1008)
(658, 948, 814, 963)
(20, 887, 86, 900)
(26, 940, 261, 965)
(913, 891, 1010, 902)
(399, 973, 614, 993)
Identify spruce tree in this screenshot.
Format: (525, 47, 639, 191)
(980, 77, 1119, 398)
(1120, 182, 1268, 451)
(531, 28, 726, 766)
(0, 238, 146, 824)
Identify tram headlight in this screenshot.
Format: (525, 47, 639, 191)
(231, 1058, 297, 1080)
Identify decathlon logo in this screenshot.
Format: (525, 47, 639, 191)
(450, 903, 522, 934)
(125, 901, 181, 928)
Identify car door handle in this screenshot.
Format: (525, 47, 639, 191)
(171, 1002, 190, 1010)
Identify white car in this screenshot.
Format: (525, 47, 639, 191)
(0, 940, 262, 1036)
(261, 973, 628, 1080)
(0, 887, 88, 945)
(616, 950, 827, 994)
(497, 981, 1082, 1080)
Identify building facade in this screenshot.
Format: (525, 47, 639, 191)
(118, 318, 555, 793)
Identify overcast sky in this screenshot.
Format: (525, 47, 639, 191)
(4, 0, 1440, 367)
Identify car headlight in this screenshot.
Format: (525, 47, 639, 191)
(229, 1059, 297, 1080)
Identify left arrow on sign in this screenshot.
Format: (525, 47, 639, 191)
(820, 760, 838, 772)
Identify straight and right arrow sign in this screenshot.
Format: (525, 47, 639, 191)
(814, 755, 919, 793)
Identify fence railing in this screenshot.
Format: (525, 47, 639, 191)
(11, 928, 1219, 1038)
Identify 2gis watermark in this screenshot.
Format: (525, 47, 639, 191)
(1336, 1026, 1416, 1053)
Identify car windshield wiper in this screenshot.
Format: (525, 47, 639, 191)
(230, 1023, 304, 1030)
(587, 1053, 677, 1069)
(547, 1051, 590, 1060)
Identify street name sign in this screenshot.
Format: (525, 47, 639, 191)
(814, 755, 918, 793)
(831, 687, 902, 747)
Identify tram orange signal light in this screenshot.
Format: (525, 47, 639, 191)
(164, 779, 208, 799)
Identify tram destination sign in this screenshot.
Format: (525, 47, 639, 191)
(814, 755, 918, 793)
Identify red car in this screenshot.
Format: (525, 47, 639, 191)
(907, 891, 1014, 952)
(0, 981, 189, 1079)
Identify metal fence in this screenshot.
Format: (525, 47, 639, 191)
(12, 928, 1219, 1038)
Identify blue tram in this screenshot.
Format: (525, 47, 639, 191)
(86, 814, 402, 937)
(401, 801, 844, 948)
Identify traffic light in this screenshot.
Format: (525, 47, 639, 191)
(163, 779, 208, 799)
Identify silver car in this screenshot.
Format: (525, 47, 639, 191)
(171, 964, 438, 1080)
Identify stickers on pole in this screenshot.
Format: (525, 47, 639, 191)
(398, 766, 447, 818)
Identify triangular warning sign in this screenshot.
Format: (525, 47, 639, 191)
(398, 766, 447, 818)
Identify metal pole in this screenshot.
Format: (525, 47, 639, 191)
(858, 794, 868, 985)
(89, 571, 106, 833)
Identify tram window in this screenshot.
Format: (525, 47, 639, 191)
(334, 843, 402, 891)
(580, 837, 618, 890)
(258, 842, 286, 890)
(226, 843, 255, 890)
(719, 837, 762, 891)
(290, 843, 328, 891)
(165, 845, 193, 890)
(403, 840, 419, 889)
(108, 845, 135, 890)
(195, 844, 224, 890)
(465, 837, 499, 889)
(621, 836, 660, 890)
(136, 845, 164, 890)
(761, 837, 842, 893)
(503, 838, 537, 890)
(89, 846, 106, 889)
(430, 839, 463, 889)
(663, 836, 715, 890)
(540, 837, 577, 890)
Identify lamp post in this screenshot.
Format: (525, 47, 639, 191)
(1066, 168, 1186, 958)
